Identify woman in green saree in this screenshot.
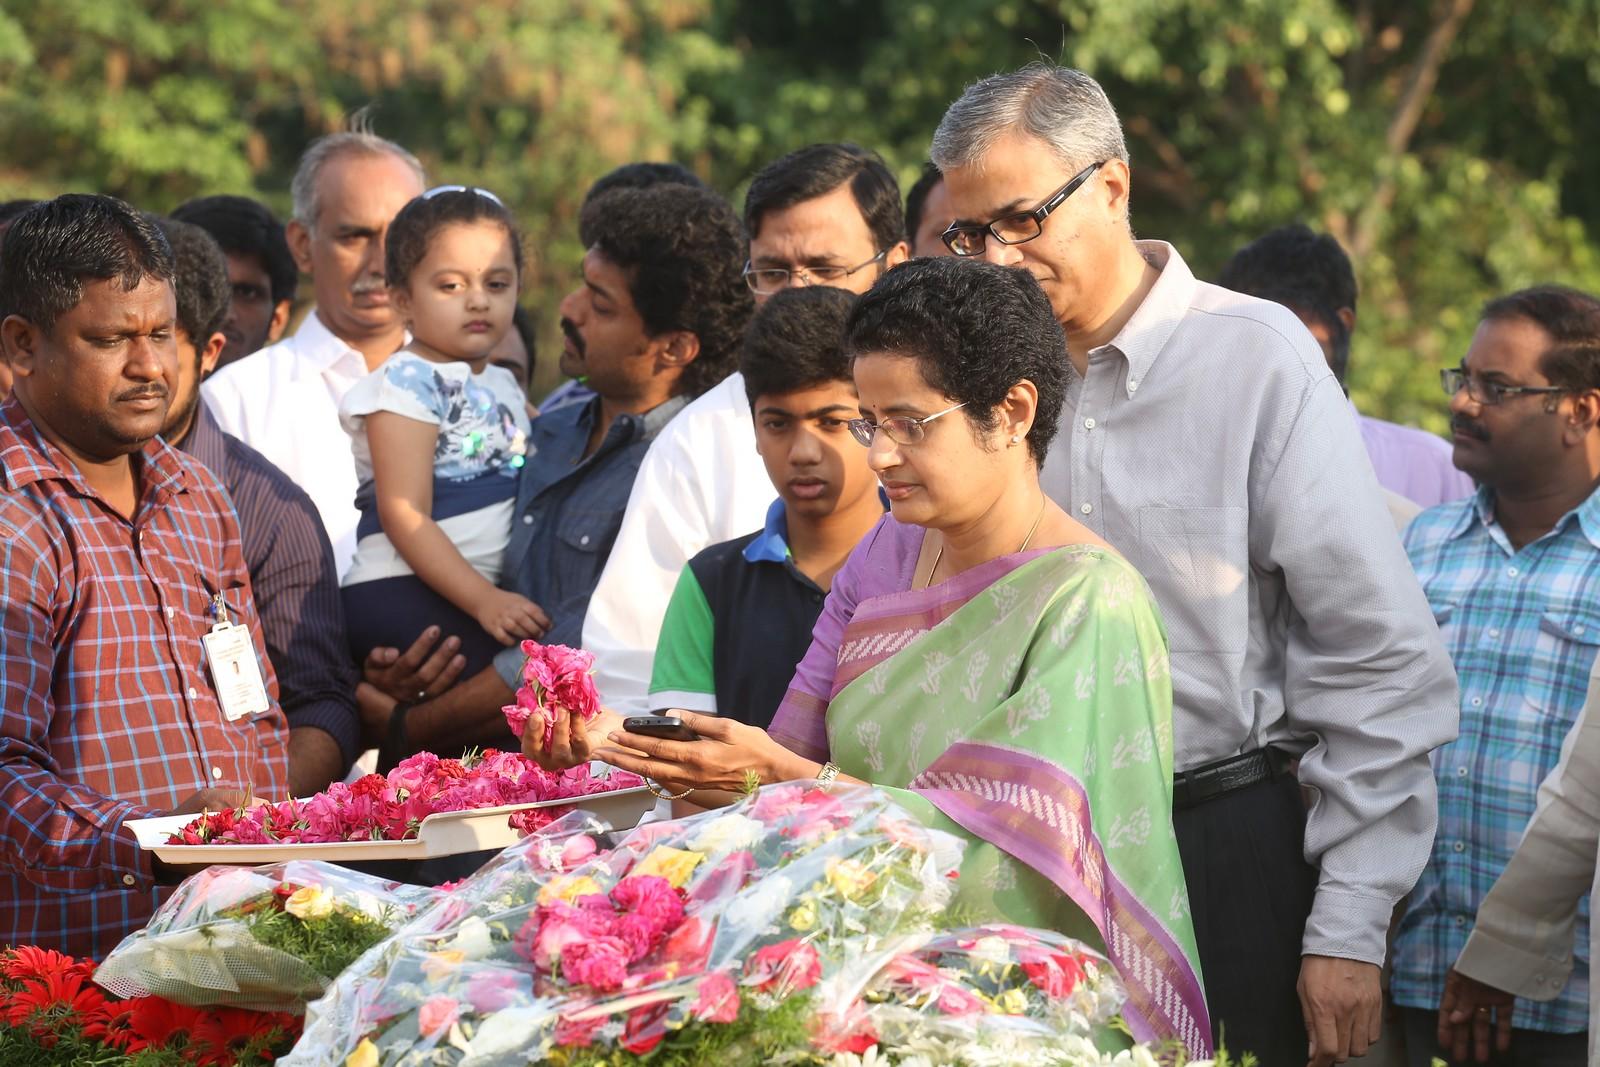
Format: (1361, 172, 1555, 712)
(528, 258, 1211, 1056)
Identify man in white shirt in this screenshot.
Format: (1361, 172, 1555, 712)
(203, 126, 425, 575)
(932, 63, 1458, 1067)
(581, 143, 910, 713)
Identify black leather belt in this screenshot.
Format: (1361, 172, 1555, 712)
(1173, 747, 1295, 811)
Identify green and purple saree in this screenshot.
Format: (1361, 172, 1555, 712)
(768, 516, 1210, 1056)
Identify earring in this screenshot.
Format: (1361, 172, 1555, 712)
(1010, 434, 1021, 444)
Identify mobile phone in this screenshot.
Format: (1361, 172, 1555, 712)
(623, 715, 700, 742)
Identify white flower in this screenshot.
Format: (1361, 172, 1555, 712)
(724, 874, 794, 932)
(967, 934, 1012, 966)
(446, 916, 493, 960)
(689, 813, 764, 854)
(458, 1006, 549, 1065)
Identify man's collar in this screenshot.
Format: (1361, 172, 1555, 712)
(1094, 240, 1195, 397)
(1463, 483, 1600, 552)
(0, 393, 189, 504)
(289, 310, 379, 375)
(175, 399, 228, 475)
(743, 497, 791, 564)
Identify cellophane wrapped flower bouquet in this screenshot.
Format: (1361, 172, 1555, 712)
(94, 861, 440, 1013)
(280, 784, 1187, 1067)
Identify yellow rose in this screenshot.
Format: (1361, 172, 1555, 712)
(825, 857, 878, 900)
(536, 875, 603, 907)
(787, 901, 818, 931)
(633, 846, 703, 889)
(995, 987, 1030, 1015)
(283, 886, 334, 921)
(422, 949, 465, 983)
(346, 1038, 379, 1067)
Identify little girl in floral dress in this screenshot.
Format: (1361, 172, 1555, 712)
(340, 187, 542, 680)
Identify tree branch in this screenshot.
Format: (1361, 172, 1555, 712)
(1350, 0, 1475, 260)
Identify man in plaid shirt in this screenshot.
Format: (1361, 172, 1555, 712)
(0, 195, 289, 958)
(1396, 285, 1600, 1066)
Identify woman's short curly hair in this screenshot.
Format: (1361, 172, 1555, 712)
(580, 184, 754, 399)
(844, 257, 1067, 463)
(384, 188, 523, 290)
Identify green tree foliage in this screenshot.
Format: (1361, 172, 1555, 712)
(2, 0, 1597, 423)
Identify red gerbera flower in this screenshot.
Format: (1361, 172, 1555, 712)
(124, 995, 208, 1053)
(2, 969, 110, 1030)
(0, 945, 95, 984)
(81, 999, 141, 1051)
(189, 1006, 301, 1065)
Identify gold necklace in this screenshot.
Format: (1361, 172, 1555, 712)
(927, 495, 1048, 587)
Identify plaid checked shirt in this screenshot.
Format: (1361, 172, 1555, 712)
(1394, 485, 1597, 1032)
(0, 397, 289, 958)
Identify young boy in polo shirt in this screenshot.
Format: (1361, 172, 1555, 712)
(649, 286, 883, 728)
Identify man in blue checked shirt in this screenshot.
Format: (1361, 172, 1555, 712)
(1395, 285, 1600, 1066)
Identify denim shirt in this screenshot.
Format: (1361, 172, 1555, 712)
(492, 393, 689, 688)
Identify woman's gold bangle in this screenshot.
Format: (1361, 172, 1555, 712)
(646, 779, 694, 801)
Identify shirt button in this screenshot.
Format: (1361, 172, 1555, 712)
(187, 687, 198, 700)
(522, 515, 534, 525)
(1456, 766, 1468, 778)
(211, 766, 223, 781)
(1083, 417, 1096, 430)
(1128, 379, 1140, 392)
(1470, 696, 1483, 707)
(1487, 628, 1500, 639)
(1507, 567, 1519, 577)
(1455, 916, 1468, 927)
(1453, 841, 1465, 853)
(580, 535, 590, 546)
(1080, 503, 1093, 515)
(122, 873, 137, 886)
(165, 606, 174, 618)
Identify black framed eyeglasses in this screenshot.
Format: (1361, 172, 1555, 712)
(743, 249, 889, 295)
(1440, 367, 1567, 407)
(847, 402, 968, 447)
(421, 184, 505, 207)
(941, 161, 1105, 257)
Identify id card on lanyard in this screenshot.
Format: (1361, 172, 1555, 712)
(201, 591, 270, 721)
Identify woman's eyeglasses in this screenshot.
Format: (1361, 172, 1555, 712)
(847, 402, 968, 447)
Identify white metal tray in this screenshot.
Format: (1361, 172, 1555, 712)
(129, 785, 654, 865)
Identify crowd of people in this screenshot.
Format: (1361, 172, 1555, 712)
(0, 60, 1595, 1067)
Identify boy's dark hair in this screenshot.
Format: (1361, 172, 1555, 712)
(384, 188, 524, 289)
(741, 287, 858, 407)
(844, 258, 1066, 463)
(171, 194, 298, 306)
(0, 194, 174, 333)
(1481, 285, 1600, 394)
(1218, 223, 1358, 381)
(745, 143, 904, 253)
(149, 215, 231, 346)
(580, 184, 754, 400)
(903, 162, 943, 243)
(0, 199, 41, 230)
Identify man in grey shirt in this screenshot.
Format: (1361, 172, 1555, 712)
(933, 63, 1459, 1067)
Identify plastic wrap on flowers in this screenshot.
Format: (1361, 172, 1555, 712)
(810, 924, 1134, 1066)
(280, 785, 966, 1067)
(93, 860, 437, 1012)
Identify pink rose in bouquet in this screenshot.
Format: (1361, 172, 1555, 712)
(417, 996, 460, 1037)
(501, 641, 601, 749)
(561, 937, 632, 992)
(690, 971, 741, 1024)
(743, 939, 822, 994)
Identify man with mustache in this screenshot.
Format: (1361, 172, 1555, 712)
(0, 195, 288, 956)
(356, 183, 752, 766)
(1394, 285, 1600, 1066)
(203, 123, 426, 576)
(153, 215, 358, 797)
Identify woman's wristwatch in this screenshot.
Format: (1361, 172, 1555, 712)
(815, 761, 841, 785)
